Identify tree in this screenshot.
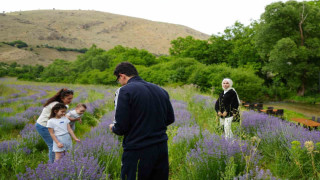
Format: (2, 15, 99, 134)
(75, 44, 111, 72)
(169, 36, 210, 64)
(222, 22, 262, 68)
(108, 46, 157, 67)
(255, 1, 320, 96)
(40, 59, 75, 82)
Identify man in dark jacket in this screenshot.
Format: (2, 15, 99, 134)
(109, 62, 175, 180)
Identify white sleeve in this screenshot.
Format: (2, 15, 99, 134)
(65, 117, 70, 124)
(48, 101, 59, 109)
(46, 120, 54, 128)
(114, 88, 121, 110)
(66, 111, 72, 116)
(113, 88, 121, 123)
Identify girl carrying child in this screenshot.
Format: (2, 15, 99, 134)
(47, 103, 80, 161)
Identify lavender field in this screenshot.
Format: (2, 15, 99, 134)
(0, 78, 320, 179)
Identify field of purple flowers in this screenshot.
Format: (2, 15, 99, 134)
(1, 80, 320, 179)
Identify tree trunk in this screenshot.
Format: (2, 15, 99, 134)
(299, 22, 304, 46)
(299, 4, 307, 47)
(297, 75, 306, 96)
(297, 84, 305, 96)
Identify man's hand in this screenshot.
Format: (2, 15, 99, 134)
(218, 111, 222, 116)
(109, 124, 114, 132)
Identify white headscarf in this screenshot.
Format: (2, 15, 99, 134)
(222, 78, 241, 104)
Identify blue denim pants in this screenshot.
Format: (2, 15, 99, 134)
(35, 123, 55, 163)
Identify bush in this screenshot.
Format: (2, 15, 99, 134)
(4, 40, 28, 48)
(189, 63, 264, 102)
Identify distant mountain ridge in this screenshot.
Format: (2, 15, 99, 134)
(0, 10, 209, 66)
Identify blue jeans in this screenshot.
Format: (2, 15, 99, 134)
(35, 123, 55, 163)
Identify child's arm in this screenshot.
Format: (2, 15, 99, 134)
(48, 128, 64, 148)
(66, 115, 80, 122)
(67, 124, 80, 142)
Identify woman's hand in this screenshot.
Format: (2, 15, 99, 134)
(222, 111, 227, 117)
(218, 112, 222, 116)
(75, 138, 81, 143)
(57, 142, 64, 148)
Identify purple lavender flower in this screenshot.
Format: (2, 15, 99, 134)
(234, 166, 280, 180)
(241, 111, 320, 146)
(173, 125, 200, 143)
(186, 130, 261, 179)
(86, 100, 106, 114)
(20, 124, 41, 148)
(17, 155, 106, 180)
(171, 100, 194, 126)
(1, 116, 29, 126)
(0, 107, 13, 113)
(193, 94, 216, 108)
(72, 90, 88, 104)
(0, 140, 19, 153)
(18, 106, 42, 120)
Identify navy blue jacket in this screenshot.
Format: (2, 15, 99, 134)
(112, 76, 175, 151)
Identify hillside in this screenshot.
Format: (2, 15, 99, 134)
(0, 10, 209, 66)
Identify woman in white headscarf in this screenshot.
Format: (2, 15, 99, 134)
(214, 78, 240, 139)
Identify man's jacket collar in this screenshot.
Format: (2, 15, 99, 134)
(127, 76, 143, 84)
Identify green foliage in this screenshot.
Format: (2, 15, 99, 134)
(42, 44, 88, 53)
(290, 94, 320, 104)
(285, 141, 320, 179)
(189, 63, 264, 102)
(17, 64, 44, 80)
(256, 1, 320, 96)
(139, 57, 199, 85)
(0, 62, 8, 77)
(0, 84, 7, 96)
(169, 23, 262, 69)
(188, 64, 213, 91)
(222, 157, 237, 179)
(169, 36, 210, 64)
(40, 59, 76, 83)
(3, 40, 28, 48)
(224, 22, 262, 68)
(107, 45, 157, 67)
(0, 62, 44, 80)
(74, 44, 111, 72)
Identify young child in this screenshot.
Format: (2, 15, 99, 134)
(47, 103, 80, 161)
(66, 103, 87, 131)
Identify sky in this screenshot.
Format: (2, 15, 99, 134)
(2, 0, 299, 35)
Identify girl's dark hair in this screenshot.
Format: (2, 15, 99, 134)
(44, 88, 74, 107)
(49, 103, 67, 119)
(113, 62, 139, 77)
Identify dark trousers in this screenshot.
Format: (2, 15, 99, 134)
(121, 141, 169, 180)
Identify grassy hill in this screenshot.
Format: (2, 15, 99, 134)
(0, 10, 209, 66)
